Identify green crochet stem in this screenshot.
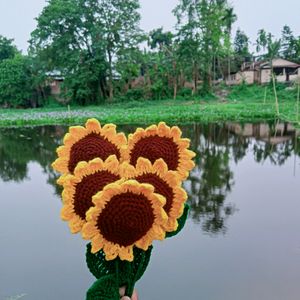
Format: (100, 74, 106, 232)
(86, 245, 153, 300)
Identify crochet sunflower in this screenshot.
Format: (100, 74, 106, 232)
(52, 118, 195, 300)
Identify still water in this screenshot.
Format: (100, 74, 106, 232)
(0, 122, 299, 300)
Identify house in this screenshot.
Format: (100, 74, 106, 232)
(226, 58, 300, 85)
(46, 70, 64, 98)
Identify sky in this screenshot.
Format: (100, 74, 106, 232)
(0, 0, 299, 53)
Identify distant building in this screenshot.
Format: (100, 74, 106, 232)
(226, 58, 300, 85)
(46, 70, 64, 98)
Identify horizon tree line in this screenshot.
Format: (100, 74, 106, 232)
(0, 0, 300, 108)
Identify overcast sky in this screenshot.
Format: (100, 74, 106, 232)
(0, 0, 299, 52)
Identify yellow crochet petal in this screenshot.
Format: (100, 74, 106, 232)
(69, 126, 87, 139)
(63, 133, 77, 146)
(105, 155, 120, 173)
(151, 225, 165, 240)
(56, 145, 68, 157)
(158, 122, 170, 137)
(56, 174, 68, 186)
(91, 235, 105, 253)
(69, 217, 85, 234)
(102, 124, 117, 137)
(170, 126, 182, 140)
(52, 158, 69, 174)
(86, 206, 99, 221)
(153, 159, 168, 176)
(119, 247, 134, 262)
(136, 157, 152, 173)
(146, 125, 158, 136)
(61, 205, 74, 220)
(81, 222, 98, 239)
(85, 118, 101, 132)
(115, 132, 127, 145)
(119, 162, 136, 179)
(166, 218, 178, 232)
(135, 237, 150, 251)
(178, 138, 190, 150)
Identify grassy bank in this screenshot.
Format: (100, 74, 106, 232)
(0, 85, 299, 127)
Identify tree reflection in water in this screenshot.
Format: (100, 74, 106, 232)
(182, 122, 300, 235)
(0, 122, 299, 236)
(0, 126, 64, 194)
(183, 124, 236, 235)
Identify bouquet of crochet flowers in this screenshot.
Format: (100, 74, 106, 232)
(52, 119, 195, 300)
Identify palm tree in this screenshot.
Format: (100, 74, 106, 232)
(266, 39, 282, 116)
(256, 29, 281, 116)
(223, 6, 237, 77)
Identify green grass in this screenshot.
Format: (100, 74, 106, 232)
(0, 84, 299, 127)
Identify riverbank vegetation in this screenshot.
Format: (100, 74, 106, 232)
(0, 84, 299, 127)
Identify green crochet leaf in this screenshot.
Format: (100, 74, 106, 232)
(166, 203, 190, 238)
(86, 244, 153, 296)
(86, 274, 119, 300)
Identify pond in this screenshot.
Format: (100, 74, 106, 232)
(0, 122, 299, 300)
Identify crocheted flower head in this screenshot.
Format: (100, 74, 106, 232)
(123, 122, 195, 180)
(59, 155, 121, 233)
(52, 118, 127, 176)
(120, 158, 187, 232)
(82, 180, 168, 262)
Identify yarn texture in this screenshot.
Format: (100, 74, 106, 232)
(52, 119, 195, 299)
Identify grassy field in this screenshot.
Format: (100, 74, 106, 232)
(0, 85, 299, 127)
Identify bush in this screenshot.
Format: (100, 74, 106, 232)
(124, 88, 145, 101)
(177, 87, 193, 99)
(0, 55, 34, 108)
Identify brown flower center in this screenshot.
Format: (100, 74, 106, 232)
(130, 136, 179, 171)
(74, 171, 120, 220)
(68, 133, 120, 173)
(97, 192, 155, 247)
(136, 174, 173, 214)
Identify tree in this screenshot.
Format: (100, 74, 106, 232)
(256, 29, 281, 116)
(149, 28, 173, 51)
(30, 0, 142, 104)
(223, 6, 237, 76)
(96, 0, 142, 100)
(148, 28, 180, 99)
(281, 25, 297, 60)
(256, 29, 272, 55)
(0, 35, 18, 61)
(174, 0, 235, 94)
(234, 29, 251, 64)
(0, 55, 37, 108)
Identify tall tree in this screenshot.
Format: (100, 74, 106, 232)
(30, 0, 142, 104)
(256, 29, 270, 55)
(174, 0, 234, 94)
(97, 0, 142, 100)
(149, 28, 180, 99)
(256, 29, 281, 115)
(234, 29, 251, 69)
(234, 29, 250, 58)
(223, 6, 237, 76)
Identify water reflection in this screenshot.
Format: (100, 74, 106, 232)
(0, 126, 63, 194)
(0, 122, 299, 236)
